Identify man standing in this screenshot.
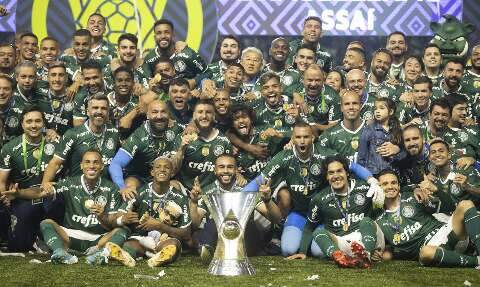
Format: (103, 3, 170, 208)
(386, 32, 408, 80)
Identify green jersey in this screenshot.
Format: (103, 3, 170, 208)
(366, 76, 400, 102)
(103, 62, 149, 91)
(37, 87, 74, 135)
(261, 64, 301, 97)
(430, 164, 480, 205)
(121, 121, 182, 181)
(60, 54, 111, 81)
(287, 39, 333, 73)
(176, 129, 231, 189)
(396, 102, 430, 125)
(359, 92, 376, 122)
(199, 60, 230, 86)
(306, 178, 374, 236)
(376, 192, 445, 260)
(261, 146, 335, 215)
(72, 85, 111, 121)
(91, 40, 117, 60)
(317, 121, 366, 162)
(296, 85, 342, 124)
(130, 183, 191, 235)
(419, 124, 477, 159)
(54, 122, 119, 176)
(143, 45, 206, 79)
(55, 175, 125, 234)
(461, 70, 480, 95)
(251, 96, 296, 131)
(106, 91, 138, 130)
(0, 135, 55, 188)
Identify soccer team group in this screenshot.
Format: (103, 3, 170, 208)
(0, 7, 480, 270)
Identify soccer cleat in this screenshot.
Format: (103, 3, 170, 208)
(147, 245, 178, 267)
(350, 241, 372, 268)
(105, 242, 136, 267)
(51, 249, 78, 265)
(85, 248, 109, 265)
(199, 245, 213, 265)
(331, 250, 359, 268)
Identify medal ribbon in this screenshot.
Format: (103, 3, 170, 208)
(22, 134, 45, 176)
(332, 189, 350, 227)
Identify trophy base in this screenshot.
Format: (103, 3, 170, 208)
(208, 258, 256, 276)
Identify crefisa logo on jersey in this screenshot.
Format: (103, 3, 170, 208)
(402, 205, 415, 218)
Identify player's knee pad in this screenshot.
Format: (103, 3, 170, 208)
(281, 225, 302, 256)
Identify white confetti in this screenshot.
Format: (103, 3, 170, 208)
(0, 251, 25, 257)
(464, 280, 472, 287)
(269, 267, 277, 271)
(29, 259, 43, 264)
(306, 275, 320, 281)
(134, 274, 158, 280)
(158, 270, 166, 277)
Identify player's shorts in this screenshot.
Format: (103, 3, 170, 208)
(61, 226, 103, 253)
(425, 216, 469, 253)
(333, 224, 385, 257)
(129, 231, 163, 250)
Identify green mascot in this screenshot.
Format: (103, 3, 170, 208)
(430, 15, 475, 64)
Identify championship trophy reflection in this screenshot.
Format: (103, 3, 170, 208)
(203, 192, 259, 276)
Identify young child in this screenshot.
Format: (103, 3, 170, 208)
(357, 98, 403, 175)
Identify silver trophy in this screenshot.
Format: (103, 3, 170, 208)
(202, 191, 259, 276)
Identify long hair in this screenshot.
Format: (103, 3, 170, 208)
(375, 97, 402, 145)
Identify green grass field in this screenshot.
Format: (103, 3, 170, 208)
(1, 254, 479, 287)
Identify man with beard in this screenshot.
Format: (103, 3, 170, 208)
(2, 150, 136, 267)
(342, 47, 366, 73)
(0, 43, 16, 78)
(212, 89, 232, 133)
(376, 170, 480, 268)
(109, 100, 183, 190)
(262, 38, 300, 97)
(37, 62, 74, 136)
(42, 94, 119, 187)
(294, 65, 341, 134)
(392, 125, 429, 188)
(440, 59, 475, 108)
(190, 154, 282, 260)
(0, 75, 21, 142)
(121, 158, 190, 267)
(345, 69, 376, 122)
(260, 124, 380, 257)
(72, 60, 110, 126)
(366, 49, 399, 102)
(386, 32, 408, 81)
(36, 37, 60, 86)
(219, 63, 251, 105)
(103, 34, 149, 94)
(60, 29, 110, 87)
(197, 35, 241, 91)
(107, 67, 142, 138)
(287, 156, 384, 268)
(86, 13, 117, 59)
(426, 139, 480, 205)
(423, 43, 443, 87)
(146, 57, 177, 101)
(18, 33, 38, 63)
(0, 106, 57, 251)
(163, 78, 193, 127)
(143, 19, 206, 80)
(251, 72, 297, 132)
(175, 99, 232, 189)
(462, 45, 480, 94)
(287, 16, 333, 73)
(240, 47, 264, 93)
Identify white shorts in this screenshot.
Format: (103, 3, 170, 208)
(61, 227, 103, 242)
(425, 216, 468, 252)
(129, 231, 163, 250)
(332, 223, 385, 257)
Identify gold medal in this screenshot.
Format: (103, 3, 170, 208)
(341, 198, 347, 209)
(309, 105, 314, 113)
(260, 132, 268, 141)
(33, 148, 41, 160)
(52, 99, 61, 109)
(201, 146, 210, 156)
(283, 103, 289, 111)
(301, 167, 308, 177)
(303, 185, 309, 195)
(351, 140, 359, 150)
(343, 223, 349, 232)
(393, 233, 401, 245)
(274, 119, 283, 128)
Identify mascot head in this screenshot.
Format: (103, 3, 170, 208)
(430, 15, 475, 64)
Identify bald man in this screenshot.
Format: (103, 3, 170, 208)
(346, 69, 375, 122)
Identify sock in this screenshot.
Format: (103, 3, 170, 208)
(39, 221, 64, 252)
(108, 228, 129, 246)
(464, 207, 480, 254)
(359, 217, 377, 253)
(312, 228, 338, 258)
(432, 247, 478, 267)
(122, 244, 138, 258)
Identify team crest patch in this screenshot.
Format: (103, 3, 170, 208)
(64, 102, 74, 112)
(174, 60, 187, 72)
(166, 130, 175, 142)
(274, 119, 283, 128)
(213, 145, 224, 156)
(473, 80, 480, 89)
(317, 59, 325, 67)
(95, 195, 107, 207)
(450, 183, 461, 195)
(458, 131, 468, 142)
(363, 111, 373, 121)
(378, 89, 389, 98)
(402, 205, 415, 218)
(44, 143, 55, 156)
(285, 114, 295, 124)
(282, 75, 293, 86)
(354, 193, 366, 206)
(310, 163, 321, 175)
(6, 116, 18, 128)
(106, 138, 115, 150)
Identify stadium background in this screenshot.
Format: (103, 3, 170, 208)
(0, 0, 479, 65)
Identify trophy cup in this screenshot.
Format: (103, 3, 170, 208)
(202, 191, 259, 276)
